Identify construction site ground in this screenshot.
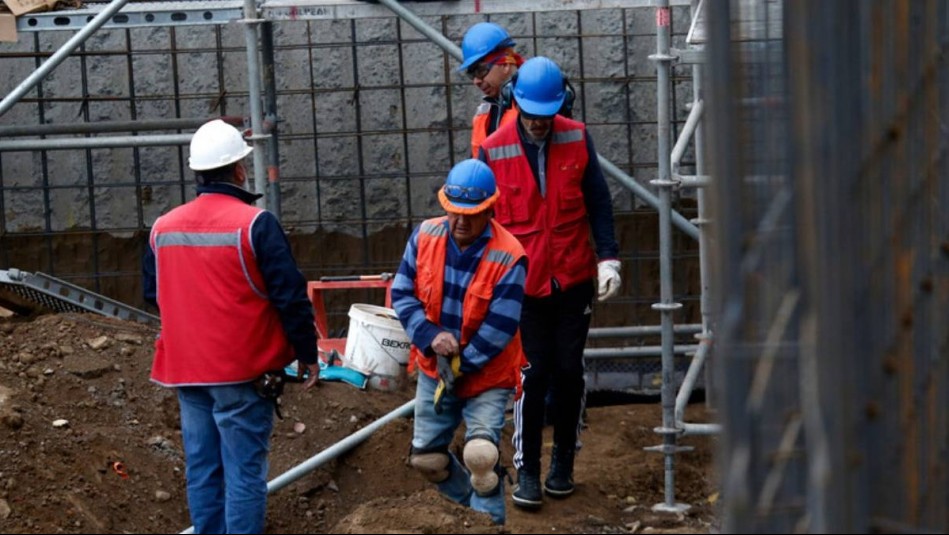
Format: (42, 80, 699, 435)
(0, 312, 719, 534)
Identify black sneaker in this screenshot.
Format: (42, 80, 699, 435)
(512, 470, 543, 509)
(544, 446, 575, 497)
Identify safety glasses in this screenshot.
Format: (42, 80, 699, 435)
(444, 184, 491, 203)
(465, 61, 494, 80)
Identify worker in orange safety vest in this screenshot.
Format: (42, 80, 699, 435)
(391, 159, 528, 525)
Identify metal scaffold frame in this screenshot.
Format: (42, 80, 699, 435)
(0, 0, 711, 518)
(640, 0, 720, 515)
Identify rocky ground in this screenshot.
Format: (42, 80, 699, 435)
(0, 312, 719, 534)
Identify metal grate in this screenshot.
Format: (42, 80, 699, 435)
(0, 269, 158, 325)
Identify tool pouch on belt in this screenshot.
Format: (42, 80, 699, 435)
(254, 370, 287, 419)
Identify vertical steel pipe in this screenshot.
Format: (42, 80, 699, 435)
(646, 0, 689, 514)
(241, 0, 269, 205)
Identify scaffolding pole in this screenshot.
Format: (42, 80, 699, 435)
(0, 118, 209, 137)
(667, 0, 717, 436)
(645, 0, 691, 515)
(240, 0, 271, 206)
(0, 135, 193, 151)
(688, 18, 716, 414)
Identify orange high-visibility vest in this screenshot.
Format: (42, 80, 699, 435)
(150, 193, 294, 386)
(471, 103, 519, 158)
(481, 115, 597, 297)
(411, 217, 527, 398)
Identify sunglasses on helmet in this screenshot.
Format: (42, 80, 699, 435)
(443, 184, 492, 203)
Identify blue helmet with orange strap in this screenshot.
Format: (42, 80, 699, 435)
(438, 159, 499, 215)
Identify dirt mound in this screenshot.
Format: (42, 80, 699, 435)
(332, 489, 502, 534)
(0, 312, 718, 534)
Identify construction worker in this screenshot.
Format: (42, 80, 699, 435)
(142, 119, 320, 534)
(458, 22, 525, 158)
(391, 159, 528, 525)
(478, 57, 622, 509)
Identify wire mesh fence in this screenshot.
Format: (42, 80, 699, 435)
(707, 1, 948, 532)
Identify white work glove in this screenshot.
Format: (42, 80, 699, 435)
(597, 259, 622, 302)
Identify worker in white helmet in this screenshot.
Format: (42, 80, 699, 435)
(142, 119, 320, 534)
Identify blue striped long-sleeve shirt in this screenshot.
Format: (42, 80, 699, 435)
(391, 220, 527, 374)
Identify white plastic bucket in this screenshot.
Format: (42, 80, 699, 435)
(343, 304, 411, 391)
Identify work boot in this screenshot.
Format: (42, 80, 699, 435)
(544, 445, 576, 497)
(512, 470, 543, 509)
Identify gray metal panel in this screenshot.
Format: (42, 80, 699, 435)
(17, 0, 691, 31)
(264, 0, 693, 20)
(17, 1, 243, 31)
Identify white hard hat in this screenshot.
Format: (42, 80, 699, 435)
(188, 119, 253, 171)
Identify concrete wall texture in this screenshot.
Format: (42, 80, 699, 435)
(0, 4, 700, 327)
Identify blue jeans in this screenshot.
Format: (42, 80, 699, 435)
(177, 383, 274, 534)
(412, 373, 512, 524)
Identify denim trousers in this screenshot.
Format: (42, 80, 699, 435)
(177, 383, 274, 534)
(412, 373, 513, 524)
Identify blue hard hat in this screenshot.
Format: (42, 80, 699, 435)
(512, 57, 566, 118)
(438, 159, 499, 214)
(458, 22, 516, 72)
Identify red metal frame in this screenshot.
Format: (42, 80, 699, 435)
(307, 279, 393, 361)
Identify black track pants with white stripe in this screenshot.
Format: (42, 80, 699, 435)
(512, 279, 593, 475)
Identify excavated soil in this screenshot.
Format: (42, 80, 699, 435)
(0, 312, 719, 534)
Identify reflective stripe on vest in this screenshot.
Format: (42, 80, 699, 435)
(150, 193, 293, 386)
(486, 143, 522, 161)
(552, 128, 584, 144)
(154, 229, 267, 299)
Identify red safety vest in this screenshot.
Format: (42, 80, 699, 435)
(411, 217, 527, 398)
(471, 103, 519, 158)
(149, 193, 294, 386)
(481, 115, 597, 297)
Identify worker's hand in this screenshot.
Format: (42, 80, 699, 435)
(299, 361, 321, 390)
(597, 259, 622, 302)
(431, 331, 459, 358)
(436, 354, 462, 393)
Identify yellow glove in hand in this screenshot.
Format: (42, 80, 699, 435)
(433, 354, 462, 414)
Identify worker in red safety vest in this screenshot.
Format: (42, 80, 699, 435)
(143, 119, 320, 534)
(478, 57, 622, 510)
(391, 159, 528, 525)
